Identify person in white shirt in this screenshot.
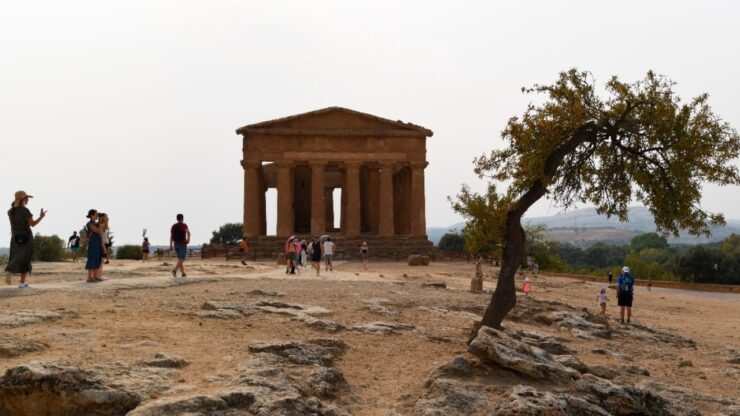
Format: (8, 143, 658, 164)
(323, 237, 335, 272)
(597, 288, 608, 318)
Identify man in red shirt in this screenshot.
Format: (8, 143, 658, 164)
(169, 213, 191, 278)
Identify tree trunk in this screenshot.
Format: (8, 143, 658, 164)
(478, 210, 526, 330)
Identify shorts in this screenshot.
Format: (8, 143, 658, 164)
(142, 249, 149, 254)
(174, 244, 187, 260)
(617, 291, 633, 307)
(361, 253, 368, 260)
(311, 255, 321, 262)
(324, 254, 333, 262)
(70, 246, 81, 254)
(287, 252, 297, 261)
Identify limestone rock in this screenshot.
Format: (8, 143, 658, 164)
(414, 357, 489, 416)
(408, 255, 430, 266)
(494, 385, 611, 416)
(247, 338, 347, 366)
(555, 354, 588, 373)
(548, 310, 611, 339)
(0, 335, 48, 358)
(505, 327, 574, 355)
(0, 310, 63, 328)
(0, 362, 142, 416)
(622, 364, 650, 376)
(638, 380, 736, 408)
(468, 326, 579, 382)
(230, 338, 351, 416)
(586, 365, 618, 380)
(139, 353, 189, 369)
(576, 374, 697, 416)
(347, 321, 415, 335)
(362, 298, 396, 316)
(308, 366, 345, 399)
(248, 289, 286, 297)
(126, 395, 238, 416)
(414, 377, 488, 416)
(678, 359, 693, 367)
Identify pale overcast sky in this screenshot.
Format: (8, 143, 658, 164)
(1, 1, 739, 245)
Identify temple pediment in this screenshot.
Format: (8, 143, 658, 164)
(236, 107, 433, 137)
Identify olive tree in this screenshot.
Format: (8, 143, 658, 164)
(465, 69, 740, 330)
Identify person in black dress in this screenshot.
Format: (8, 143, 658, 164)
(5, 191, 46, 288)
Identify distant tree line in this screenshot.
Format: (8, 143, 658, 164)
(527, 230, 740, 285)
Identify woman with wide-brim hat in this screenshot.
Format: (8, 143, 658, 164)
(5, 191, 46, 288)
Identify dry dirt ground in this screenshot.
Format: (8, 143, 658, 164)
(1, 258, 739, 415)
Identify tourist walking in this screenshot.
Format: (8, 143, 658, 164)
(5, 191, 46, 288)
(300, 239, 308, 268)
(323, 237, 335, 272)
(170, 213, 190, 278)
(141, 237, 151, 262)
(309, 236, 322, 276)
(292, 237, 302, 274)
(239, 237, 250, 265)
(607, 270, 613, 285)
(617, 266, 635, 324)
(85, 209, 105, 282)
(360, 242, 369, 269)
(67, 230, 81, 263)
(597, 288, 608, 318)
(523, 276, 532, 296)
(284, 235, 298, 274)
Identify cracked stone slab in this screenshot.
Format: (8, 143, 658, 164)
(347, 321, 416, 335)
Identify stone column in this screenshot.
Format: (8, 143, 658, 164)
(276, 162, 294, 237)
(378, 163, 395, 237)
(242, 160, 262, 238)
(310, 161, 326, 236)
(325, 188, 334, 230)
(410, 162, 428, 236)
(344, 162, 362, 237)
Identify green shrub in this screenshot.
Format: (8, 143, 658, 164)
(116, 245, 143, 260)
(438, 233, 465, 252)
(210, 223, 243, 246)
(33, 234, 67, 262)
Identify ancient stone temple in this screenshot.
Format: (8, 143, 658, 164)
(236, 107, 435, 258)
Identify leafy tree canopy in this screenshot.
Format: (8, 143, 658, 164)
(460, 69, 740, 330)
(210, 223, 244, 246)
(630, 232, 668, 253)
(438, 233, 465, 252)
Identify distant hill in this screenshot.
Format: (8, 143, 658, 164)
(427, 223, 464, 245)
(428, 206, 740, 246)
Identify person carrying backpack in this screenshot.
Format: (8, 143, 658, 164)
(617, 266, 635, 324)
(170, 213, 190, 278)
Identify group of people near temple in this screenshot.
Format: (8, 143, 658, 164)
(4, 190, 190, 287)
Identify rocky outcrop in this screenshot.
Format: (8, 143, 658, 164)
(0, 362, 142, 416)
(0, 335, 48, 358)
(408, 255, 431, 266)
(139, 353, 189, 369)
(505, 327, 574, 355)
(0, 310, 63, 328)
(494, 385, 611, 416)
(548, 310, 612, 339)
(347, 321, 415, 335)
(413, 356, 489, 416)
(576, 374, 697, 416)
(468, 326, 580, 382)
(362, 298, 396, 316)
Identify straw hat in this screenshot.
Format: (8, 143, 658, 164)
(12, 190, 33, 207)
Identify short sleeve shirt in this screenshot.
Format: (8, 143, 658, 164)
(617, 274, 634, 294)
(170, 222, 189, 245)
(323, 241, 335, 255)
